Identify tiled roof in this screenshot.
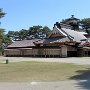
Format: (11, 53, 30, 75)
(62, 28, 87, 42)
(49, 25, 87, 43)
(7, 24, 88, 48)
(7, 39, 42, 48)
(43, 37, 70, 44)
(33, 39, 44, 44)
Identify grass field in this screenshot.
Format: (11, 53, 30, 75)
(0, 61, 90, 82)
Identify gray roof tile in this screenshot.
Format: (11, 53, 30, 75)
(7, 39, 42, 48)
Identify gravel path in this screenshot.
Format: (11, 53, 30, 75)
(0, 80, 89, 90)
(0, 56, 90, 65)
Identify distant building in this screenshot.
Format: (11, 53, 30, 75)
(65, 15, 80, 30)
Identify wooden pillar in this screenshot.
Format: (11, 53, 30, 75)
(61, 45, 67, 57)
(45, 48, 47, 58)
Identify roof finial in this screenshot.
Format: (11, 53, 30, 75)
(71, 15, 74, 18)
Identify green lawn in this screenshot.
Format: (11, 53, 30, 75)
(0, 61, 89, 82)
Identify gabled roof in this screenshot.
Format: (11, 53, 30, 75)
(49, 26, 67, 38)
(49, 24, 87, 43)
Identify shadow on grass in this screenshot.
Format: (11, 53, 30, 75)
(69, 68, 90, 90)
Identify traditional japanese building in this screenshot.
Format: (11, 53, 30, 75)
(5, 21, 90, 57)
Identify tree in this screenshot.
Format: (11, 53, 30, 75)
(42, 26, 51, 37)
(60, 19, 67, 24)
(0, 8, 5, 43)
(28, 25, 51, 39)
(29, 25, 42, 35)
(19, 29, 28, 40)
(0, 8, 5, 19)
(80, 18, 90, 34)
(0, 8, 11, 55)
(0, 8, 5, 25)
(0, 28, 10, 55)
(0, 28, 5, 45)
(80, 18, 90, 26)
(0, 8, 5, 40)
(0, 9, 5, 55)
(7, 25, 51, 41)
(6, 31, 15, 41)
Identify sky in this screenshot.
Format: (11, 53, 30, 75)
(0, 0, 90, 33)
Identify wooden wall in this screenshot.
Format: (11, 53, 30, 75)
(5, 46, 79, 57)
(5, 48, 61, 57)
